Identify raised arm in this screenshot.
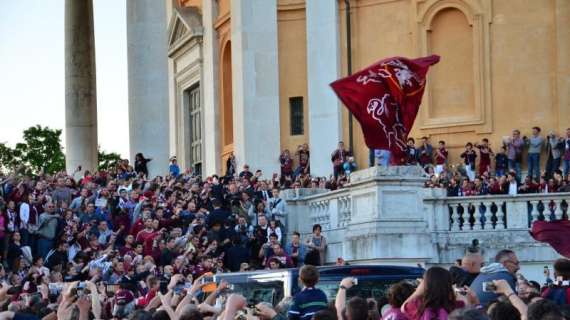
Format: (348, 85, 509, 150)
(335, 278, 355, 320)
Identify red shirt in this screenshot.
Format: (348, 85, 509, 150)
(136, 229, 158, 256)
(435, 148, 448, 165)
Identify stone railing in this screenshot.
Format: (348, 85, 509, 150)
(283, 167, 562, 278)
(426, 193, 570, 232)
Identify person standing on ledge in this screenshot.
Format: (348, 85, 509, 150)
(168, 156, 180, 177)
(331, 141, 352, 179)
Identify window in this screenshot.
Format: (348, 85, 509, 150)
(186, 85, 202, 176)
(289, 97, 304, 136)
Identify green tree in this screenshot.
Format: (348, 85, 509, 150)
(0, 142, 18, 173)
(98, 148, 122, 171)
(0, 125, 65, 175)
(20, 125, 66, 174)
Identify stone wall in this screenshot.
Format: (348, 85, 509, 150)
(283, 166, 561, 281)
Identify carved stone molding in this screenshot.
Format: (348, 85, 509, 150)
(413, 0, 493, 133)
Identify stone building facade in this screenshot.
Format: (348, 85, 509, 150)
(127, 0, 570, 177)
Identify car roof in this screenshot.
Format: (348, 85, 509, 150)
(214, 265, 424, 280)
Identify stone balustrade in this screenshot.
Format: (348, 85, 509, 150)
(282, 167, 563, 279)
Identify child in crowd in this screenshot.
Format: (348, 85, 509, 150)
(434, 140, 448, 175)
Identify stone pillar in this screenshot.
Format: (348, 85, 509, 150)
(127, 0, 170, 177)
(202, 0, 221, 176)
(306, 0, 342, 177)
(65, 0, 98, 173)
(231, 0, 281, 176)
(556, 0, 570, 132)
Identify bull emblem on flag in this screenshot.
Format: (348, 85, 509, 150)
(366, 94, 407, 152)
(330, 55, 440, 162)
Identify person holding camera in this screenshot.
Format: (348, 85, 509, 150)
(401, 267, 476, 320)
(541, 258, 570, 305)
(470, 250, 519, 307)
(487, 279, 528, 318)
(335, 277, 369, 320)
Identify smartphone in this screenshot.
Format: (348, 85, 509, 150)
(352, 278, 358, 286)
(106, 284, 120, 295)
(454, 287, 467, 296)
(48, 283, 65, 295)
(482, 282, 496, 292)
(201, 276, 214, 284)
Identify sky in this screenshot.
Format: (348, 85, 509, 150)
(0, 0, 129, 157)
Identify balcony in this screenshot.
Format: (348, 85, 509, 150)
(283, 166, 562, 280)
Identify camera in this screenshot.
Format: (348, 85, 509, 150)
(454, 287, 467, 296)
(482, 281, 496, 292)
(76, 282, 87, 297)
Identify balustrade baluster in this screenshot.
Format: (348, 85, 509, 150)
(450, 204, 461, 231)
(554, 200, 564, 221)
(496, 202, 506, 229)
(529, 200, 540, 223)
(483, 201, 493, 230)
(473, 202, 483, 230)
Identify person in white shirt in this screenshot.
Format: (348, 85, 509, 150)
(507, 172, 518, 196)
(267, 188, 286, 223)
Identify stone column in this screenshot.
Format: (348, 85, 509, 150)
(231, 0, 281, 176)
(202, 0, 221, 176)
(556, 0, 570, 132)
(65, 0, 98, 173)
(306, 0, 342, 177)
(127, 0, 170, 177)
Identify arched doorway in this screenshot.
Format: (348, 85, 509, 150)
(220, 40, 234, 174)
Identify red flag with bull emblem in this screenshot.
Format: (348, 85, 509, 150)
(330, 55, 440, 162)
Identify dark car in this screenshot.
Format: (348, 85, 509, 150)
(213, 265, 424, 306)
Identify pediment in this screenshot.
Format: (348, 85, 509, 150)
(167, 1, 203, 55)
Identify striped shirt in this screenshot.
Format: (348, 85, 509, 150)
(288, 287, 328, 320)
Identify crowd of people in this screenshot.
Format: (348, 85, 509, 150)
(417, 128, 570, 197)
(0, 126, 567, 319)
(282, 251, 570, 320)
(0, 148, 339, 319)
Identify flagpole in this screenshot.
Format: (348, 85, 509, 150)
(344, 0, 354, 153)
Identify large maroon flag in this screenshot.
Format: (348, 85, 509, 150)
(330, 55, 440, 162)
(530, 220, 570, 258)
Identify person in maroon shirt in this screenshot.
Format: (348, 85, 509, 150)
(280, 149, 293, 178)
(119, 235, 136, 256)
(136, 218, 159, 257)
(265, 243, 293, 269)
(476, 138, 494, 176)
